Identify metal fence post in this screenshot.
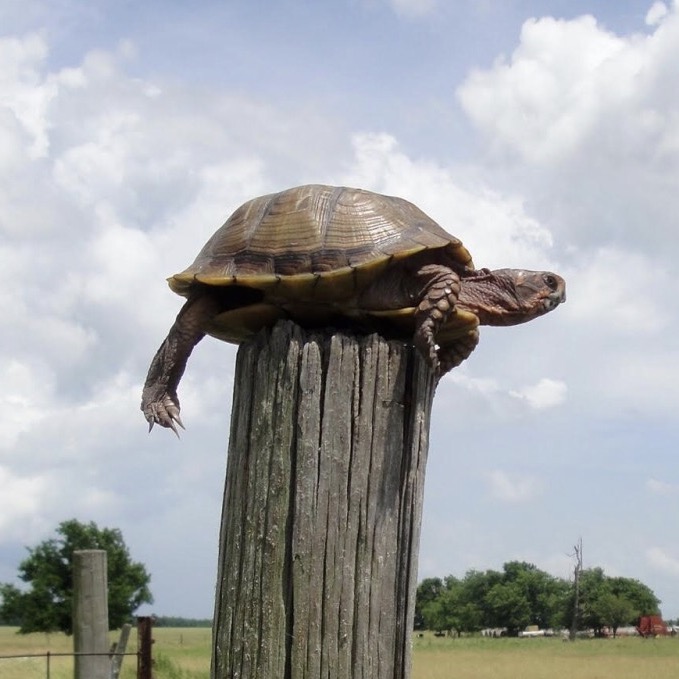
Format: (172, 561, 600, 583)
(137, 616, 154, 679)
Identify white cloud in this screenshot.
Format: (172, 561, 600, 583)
(646, 478, 679, 495)
(448, 372, 502, 398)
(342, 132, 556, 269)
(486, 469, 543, 503)
(0, 33, 295, 420)
(0, 33, 54, 159)
(451, 7, 679, 423)
(510, 378, 567, 410)
(456, 12, 679, 165)
(80, 222, 157, 305)
(646, 547, 679, 576)
(0, 467, 48, 540)
(546, 246, 679, 417)
(563, 247, 672, 335)
(458, 15, 626, 164)
(438, 372, 566, 425)
(0, 359, 55, 449)
(456, 5, 679, 254)
(646, 2, 669, 26)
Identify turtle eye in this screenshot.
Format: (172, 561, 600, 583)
(543, 274, 558, 290)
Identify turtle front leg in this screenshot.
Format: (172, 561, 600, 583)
(141, 292, 221, 435)
(411, 264, 462, 373)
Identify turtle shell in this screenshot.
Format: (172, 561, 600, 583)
(169, 184, 476, 343)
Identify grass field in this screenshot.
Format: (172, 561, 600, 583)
(412, 634, 679, 679)
(1, 626, 678, 678)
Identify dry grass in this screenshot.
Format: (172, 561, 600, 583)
(0, 626, 211, 679)
(0, 626, 139, 679)
(412, 633, 679, 679)
(2, 626, 678, 679)
(0, 627, 73, 679)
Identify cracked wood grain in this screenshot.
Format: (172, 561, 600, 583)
(212, 321, 436, 679)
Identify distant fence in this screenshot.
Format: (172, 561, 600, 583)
(0, 616, 154, 679)
(0, 651, 137, 679)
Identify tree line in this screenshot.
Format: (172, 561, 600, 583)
(0, 520, 152, 633)
(0, 522, 665, 638)
(415, 561, 661, 637)
(154, 616, 212, 627)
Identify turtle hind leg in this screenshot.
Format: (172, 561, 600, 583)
(437, 330, 480, 375)
(141, 291, 222, 435)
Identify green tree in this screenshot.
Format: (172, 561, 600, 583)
(485, 581, 531, 635)
(563, 568, 660, 636)
(424, 577, 461, 634)
(445, 575, 484, 635)
(591, 593, 637, 637)
(607, 576, 659, 617)
(0, 519, 153, 634)
(416, 562, 661, 637)
(453, 571, 490, 633)
(460, 568, 502, 630)
(415, 577, 443, 630)
(421, 598, 448, 633)
(560, 567, 602, 634)
(420, 574, 487, 636)
(499, 561, 568, 630)
(425, 576, 480, 637)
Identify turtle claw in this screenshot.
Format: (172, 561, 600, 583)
(142, 392, 185, 437)
(168, 420, 181, 439)
(167, 415, 185, 439)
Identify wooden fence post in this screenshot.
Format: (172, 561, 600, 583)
(110, 622, 131, 679)
(73, 549, 109, 679)
(212, 321, 436, 679)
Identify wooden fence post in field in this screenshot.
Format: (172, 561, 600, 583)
(73, 549, 109, 679)
(110, 622, 132, 679)
(212, 320, 436, 679)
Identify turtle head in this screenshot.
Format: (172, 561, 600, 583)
(458, 268, 566, 327)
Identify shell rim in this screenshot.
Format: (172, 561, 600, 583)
(169, 241, 474, 297)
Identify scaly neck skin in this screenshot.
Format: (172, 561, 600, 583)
(457, 273, 520, 325)
(456, 269, 558, 327)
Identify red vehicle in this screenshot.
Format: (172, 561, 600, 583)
(636, 615, 669, 637)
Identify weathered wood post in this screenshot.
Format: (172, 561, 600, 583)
(73, 549, 109, 679)
(110, 623, 131, 679)
(212, 321, 436, 679)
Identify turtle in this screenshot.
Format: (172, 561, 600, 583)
(141, 184, 565, 434)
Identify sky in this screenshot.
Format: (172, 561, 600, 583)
(1, 0, 678, 621)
